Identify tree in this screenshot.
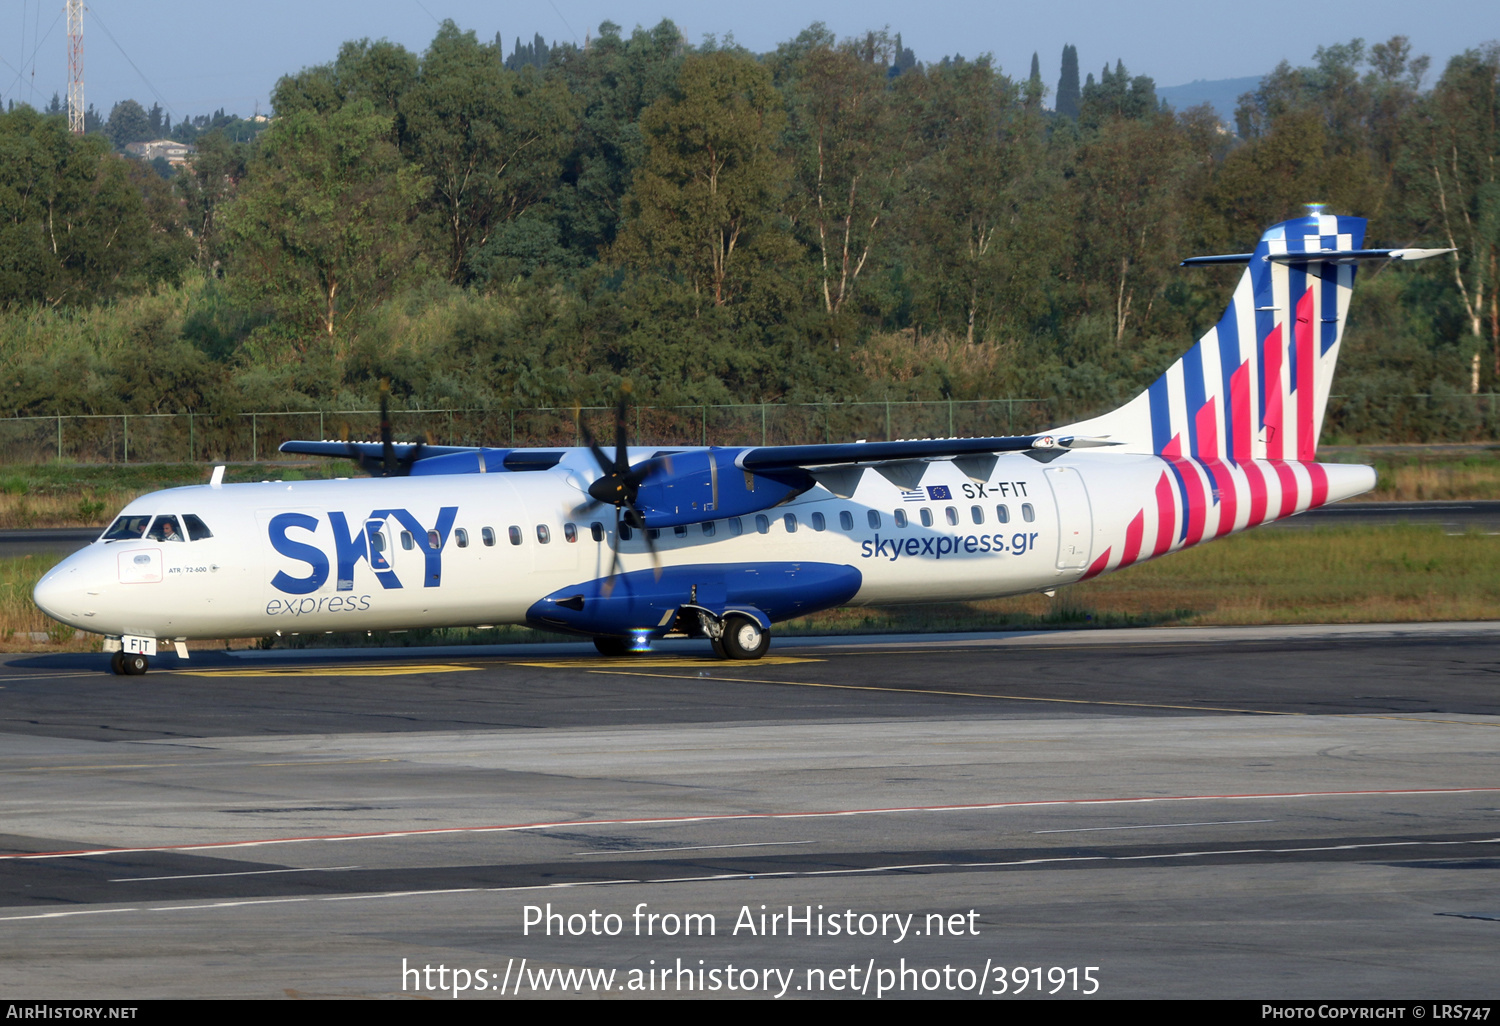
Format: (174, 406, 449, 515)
(783, 39, 908, 322)
(1400, 46, 1500, 391)
(616, 50, 795, 311)
(1057, 45, 1080, 118)
(105, 100, 151, 150)
(222, 103, 430, 344)
(399, 22, 578, 283)
(0, 108, 191, 308)
(899, 59, 1046, 347)
(176, 130, 250, 269)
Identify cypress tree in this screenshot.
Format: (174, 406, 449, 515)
(1025, 51, 1045, 108)
(1057, 44, 1080, 118)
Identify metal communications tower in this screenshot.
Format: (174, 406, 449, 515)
(67, 0, 83, 134)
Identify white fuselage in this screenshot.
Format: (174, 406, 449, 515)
(33, 447, 1376, 642)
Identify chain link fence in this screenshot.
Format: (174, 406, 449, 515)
(0, 395, 1496, 465)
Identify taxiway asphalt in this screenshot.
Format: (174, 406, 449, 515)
(1, 624, 1498, 999)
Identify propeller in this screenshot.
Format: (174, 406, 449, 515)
(576, 387, 661, 591)
(345, 379, 425, 477)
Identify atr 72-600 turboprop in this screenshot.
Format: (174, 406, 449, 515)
(34, 211, 1451, 673)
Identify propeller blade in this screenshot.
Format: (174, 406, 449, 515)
(627, 498, 662, 582)
(601, 506, 623, 598)
(613, 392, 629, 474)
(577, 412, 616, 478)
(379, 380, 395, 477)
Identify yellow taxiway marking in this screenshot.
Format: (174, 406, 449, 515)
(177, 664, 479, 678)
(511, 655, 821, 669)
(587, 669, 1295, 716)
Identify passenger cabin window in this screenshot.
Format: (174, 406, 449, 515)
(755, 515, 770, 535)
(564, 523, 577, 543)
(148, 515, 185, 542)
(536, 524, 550, 544)
(428, 530, 441, 550)
(728, 518, 743, 537)
(619, 523, 633, 541)
(400, 531, 414, 550)
(995, 504, 1010, 524)
(590, 522, 604, 542)
(867, 510, 881, 529)
(455, 528, 469, 548)
(811, 512, 826, 532)
(919, 508, 933, 528)
(648, 528, 661, 541)
(102, 515, 151, 541)
(894, 509, 908, 528)
(839, 511, 854, 531)
(370, 530, 387, 553)
(183, 514, 213, 540)
(1021, 503, 1036, 523)
(509, 526, 522, 546)
(702, 521, 716, 537)
(945, 506, 959, 526)
(674, 525, 687, 538)
(482, 527, 496, 547)
(784, 513, 798, 533)
(970, 506, 984, 525)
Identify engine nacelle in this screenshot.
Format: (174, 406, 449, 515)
(631, 448, 813, 528)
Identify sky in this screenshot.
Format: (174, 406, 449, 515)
(2, 0, 1494, 120)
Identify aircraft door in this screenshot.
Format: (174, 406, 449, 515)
(1044, 466, 1093, 570)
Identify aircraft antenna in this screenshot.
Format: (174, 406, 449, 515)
(66, 0, 83, 134)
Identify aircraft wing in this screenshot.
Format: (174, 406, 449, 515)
(734, 433, 1113, 472)
(279, 441, 476, 460)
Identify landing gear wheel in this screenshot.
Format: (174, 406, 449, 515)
(593, 636, 630, 657)
(109, 651, 126, 675)
(120, 653, 149, 676)
(720, 615, 770, 660)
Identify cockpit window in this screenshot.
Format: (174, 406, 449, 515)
(102, 515, 151, 541)
(147, 515, 185, 542)
(183, 514, 213, 541)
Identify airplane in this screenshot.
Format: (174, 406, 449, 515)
(33, 209, 1453, 674)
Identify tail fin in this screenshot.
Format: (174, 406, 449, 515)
(1059, 211, 1372, 462)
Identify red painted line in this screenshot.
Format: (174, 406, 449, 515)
(7, 788, 1498, 861)
(1230, 359, 1252, 463)
(1306, 461, 1329, 508)
(1295, 288, 1317, 461)
(1164, 455, 1207, 547)
(1151, 470, 1175, 557)
(1262, 323, 1284, 460)
(1120, 510, 1144, 567)
(1081, 546, 1112, 581)
(1194, 394, 1218, 460)
(1270, 458, 1300, 519)
(1243, 460, 1269, 526)
(1202, 455, 1239, 538)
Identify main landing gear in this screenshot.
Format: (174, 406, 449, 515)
(716, 614, 770, 660)
(109, 651, 149, 675)
(592, 612, 772, 661)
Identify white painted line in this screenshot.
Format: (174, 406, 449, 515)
(7, 837, 1499, 924)
(110, 865, 360, 883)
(1035, 819, 1275, 834)
(572, 841, 814, 856)
(5, 787, 1494, 861)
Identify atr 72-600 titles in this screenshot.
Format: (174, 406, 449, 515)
(35, 211, 1451, 673)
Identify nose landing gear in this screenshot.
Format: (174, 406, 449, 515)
(109, 651, 149, 675)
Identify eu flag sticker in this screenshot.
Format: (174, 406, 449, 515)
(926, 485, 952, 500)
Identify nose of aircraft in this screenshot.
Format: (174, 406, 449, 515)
(33, 557, 90, 627)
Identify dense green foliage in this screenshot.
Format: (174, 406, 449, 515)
(0, 23, 1496, 443)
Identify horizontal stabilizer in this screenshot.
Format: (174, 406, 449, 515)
(1183, 247, 1455, 266)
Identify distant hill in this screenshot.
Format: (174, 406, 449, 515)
(1157, 75, 1263, 126)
